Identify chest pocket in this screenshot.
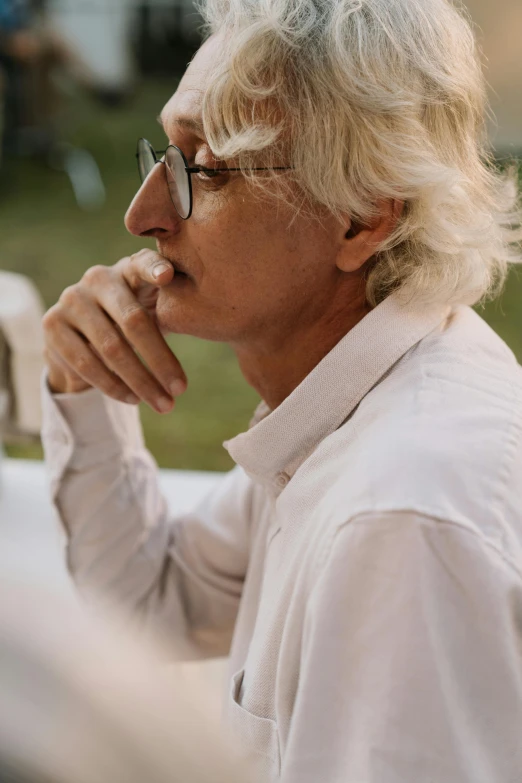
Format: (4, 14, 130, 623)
(227, 668, 281, 780)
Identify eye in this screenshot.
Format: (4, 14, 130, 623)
(196, 167, 227, 180)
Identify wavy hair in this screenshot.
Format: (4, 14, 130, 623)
(197, 0, 521, 307)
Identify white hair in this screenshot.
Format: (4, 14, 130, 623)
(197, 0, 521, 307)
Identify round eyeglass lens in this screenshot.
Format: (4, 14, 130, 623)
(165, 146, 191, 219)
(137, 138, 156, 183)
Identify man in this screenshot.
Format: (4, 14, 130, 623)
(41, 0, 522, 781)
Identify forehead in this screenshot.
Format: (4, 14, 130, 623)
(160, 35, 222, 135)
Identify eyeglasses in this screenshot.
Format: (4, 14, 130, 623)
(136, 137, 292, 220)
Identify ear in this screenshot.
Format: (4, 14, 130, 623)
(337, 199, 404, 273)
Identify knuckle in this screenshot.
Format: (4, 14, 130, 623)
(132, 248, 151, 263)
(132, 248, 156, 273)
(74, 353, 93, 377)
(83, 264, 109, 286)
(59, 285, 79, 310)
(42, 306, 60, 332)
(100, 334, 126, 362)
(121, 304, 149, 332)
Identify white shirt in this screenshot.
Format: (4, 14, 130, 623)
(41, 291, 522, 782)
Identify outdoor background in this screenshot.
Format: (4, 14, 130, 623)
(1, 0, 521, 472)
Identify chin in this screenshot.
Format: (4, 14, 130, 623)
(155, 284, 256, 343)
(155, 291, 224, 342)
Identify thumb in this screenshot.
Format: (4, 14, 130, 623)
(126, 249, 174, 290)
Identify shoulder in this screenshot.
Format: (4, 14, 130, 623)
(316, 510, 522, 596)
(325, 307, 522, 546)
(306, 509, 522, 665)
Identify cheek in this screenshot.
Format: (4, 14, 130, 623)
(187, 185, 330, 310)
(191, 205, 297, 284)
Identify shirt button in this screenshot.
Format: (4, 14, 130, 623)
(276, 472, 290, 489)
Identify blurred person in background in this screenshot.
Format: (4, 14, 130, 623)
(0, 579, 247, 783)
(41, 0, 522, 781)
(0, 0, 91, 164)
(0, 0, 31, 55)
(0, 0, 30, 158)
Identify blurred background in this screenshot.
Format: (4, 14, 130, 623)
(0, 0, 520, 472)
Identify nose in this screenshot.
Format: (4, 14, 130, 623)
(124, 161, 181, 238)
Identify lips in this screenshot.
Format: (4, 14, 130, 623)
(171, 262, 191, 280)
(156, 246, 192, 280)
(168, 264, 195, 286)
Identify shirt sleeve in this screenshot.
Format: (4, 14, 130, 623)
(41, 376, 255, 660)
(281, 511, 522, 783)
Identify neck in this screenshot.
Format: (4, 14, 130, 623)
(232, 287, 372, 411)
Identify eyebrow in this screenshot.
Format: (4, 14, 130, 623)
(157, 114, 206, 137)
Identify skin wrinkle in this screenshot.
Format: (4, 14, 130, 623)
(158, 114, 207, 140)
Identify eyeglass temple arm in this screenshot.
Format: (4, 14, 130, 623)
(184, 166, 292, 173)
(136, 149, 291, 173)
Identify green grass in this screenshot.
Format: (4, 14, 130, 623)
(1, 80, 521, 470)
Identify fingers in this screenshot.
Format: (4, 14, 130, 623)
(45, 346, 92, 395)
(57, 288, 176, 414)
(81, 261, 186, 400)
(43, 253, 187, 413)
(96, 280, 187, 400)
(45, 318, 141, 405)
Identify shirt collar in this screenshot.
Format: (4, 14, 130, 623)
(224, 291, 450, 492)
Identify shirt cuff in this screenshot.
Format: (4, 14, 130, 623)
(41, 371, 145, 495)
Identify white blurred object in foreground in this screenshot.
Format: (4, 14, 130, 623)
(0, 271, 45, 437)
(0, 580, 249, 783)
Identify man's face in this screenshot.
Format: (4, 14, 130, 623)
(125, 35, 349, 350)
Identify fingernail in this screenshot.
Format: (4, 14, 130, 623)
(153, 263, 171, 280)
(125, 393, 140, 405)
(156, 396, 173, 413)
(170, 380, 186, 397)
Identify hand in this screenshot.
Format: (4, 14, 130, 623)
(42, 250, 187, 414)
